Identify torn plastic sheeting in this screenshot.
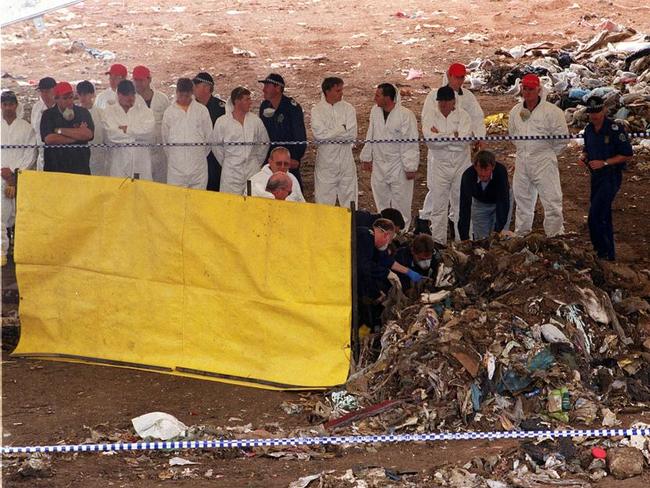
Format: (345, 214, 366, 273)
(132, 412, 188, 441)
(232, 46, 256, 57)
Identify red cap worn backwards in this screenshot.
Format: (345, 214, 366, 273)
(448, 63, 467, 77)
(521, 74, 541, 88)
(54, 82, 73, 97)
(105, 64, 128, 77)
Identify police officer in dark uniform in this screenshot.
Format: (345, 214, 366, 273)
(193, 72, 226, 191)
(356, 219, 397, 332)
(258, 73, 307, 189)
(580, 96, 633, 261)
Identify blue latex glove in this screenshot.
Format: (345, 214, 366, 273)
(406, 269, 423, 283)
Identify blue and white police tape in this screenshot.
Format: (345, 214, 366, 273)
(2, 131, 650, 149)
(3, 427, 650, 455)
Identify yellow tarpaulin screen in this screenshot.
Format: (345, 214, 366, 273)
(11, 171, 352, 389)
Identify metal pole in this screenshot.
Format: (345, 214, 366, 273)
(349, 201, 359, 361)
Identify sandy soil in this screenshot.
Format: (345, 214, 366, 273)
(2, 0, 650, 486)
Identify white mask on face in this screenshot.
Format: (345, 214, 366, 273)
(262, 107, 276, 118)
(62, 107, 75, 121)
(417, 259, 431, 268)
(378, 243, 389, 251)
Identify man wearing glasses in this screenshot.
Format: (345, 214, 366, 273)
(41, 82, 94, 175)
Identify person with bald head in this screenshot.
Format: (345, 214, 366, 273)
(264, 172, 293, 200)
(249, 146, 305, 201)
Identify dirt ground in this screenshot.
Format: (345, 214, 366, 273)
(2, 0, 650, 486)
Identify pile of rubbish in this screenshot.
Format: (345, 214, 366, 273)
(338, 234, 649, 437)
(467, 23, 650, 135)
(288, 430, 650, 486)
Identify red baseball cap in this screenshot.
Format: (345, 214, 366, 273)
(105, 64, 128, 77)
(132, 65, 151, 80)
(448, 63, 467, 77)
(54, 82, 74, 97)
(521, 74, 541, 88)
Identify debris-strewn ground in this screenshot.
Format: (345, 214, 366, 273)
(2, 0, 650, 486)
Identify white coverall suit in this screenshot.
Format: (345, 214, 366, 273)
(420, 80, 486, 231)
(161, 100, 213, 189)
(211, 111, 269, 195)
(88, 104, 106, 176)
(508, 97, 569, 236)
(145, 91, 171, 183)
(311, 96, 358, 207)
(1, 118, 37, 259)
(103, 102, 156, 180)
(420, 105, 473, 244)
(249, 164, 305, 202)
(359, 89, 419, 229)
(30, 99, 48, 171)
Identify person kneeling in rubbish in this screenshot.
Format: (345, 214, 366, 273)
(357, 219, 424, 335)
(394, 234, 439, 295)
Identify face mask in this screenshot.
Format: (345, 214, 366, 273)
(62, 107, 75, 121)
(417, 259, 431, 268)
(378, 243, 389, 251)
(262, 107, 276, 118)
(520, 108, 531, 121)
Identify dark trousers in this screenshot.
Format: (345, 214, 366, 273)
(588, 169, 622, 260)
(206, 154, 222, 192)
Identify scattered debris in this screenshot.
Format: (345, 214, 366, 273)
(131, 412, 188, 441)
(232, 46, 257, 57)
(405, 68, 423, 80)
(17, 455, 52, 478)
(169, 457, 199, 466)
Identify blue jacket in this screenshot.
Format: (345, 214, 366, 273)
(259, 95, 307, 163)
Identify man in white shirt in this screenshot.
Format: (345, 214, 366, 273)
(76, 80, 106, 176)
(418, 62, 487, 236)
(508, 74, 569, 236)
(103, 80, 156, 180)
(264, 172, 293, 201)
(31, 77, 57, 171)
(212, 87, 269, 195)
(95, 64, 128, 109)
(249, 146, 305, 202)
(359, 83, 419, 229)
(311, 76, 358, 207)
(1, 91, 37, 265)
(420, 86, 473, 244)
(133, 65, 170, 183)
(161, 78, 213, 189)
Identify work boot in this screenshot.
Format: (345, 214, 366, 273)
(414, 218, 432, 235)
